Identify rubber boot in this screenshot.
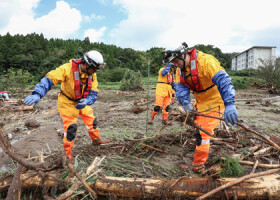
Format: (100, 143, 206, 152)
(148, 111, 157, 125)
(92, 138, 110, 146)
(192, 164, 206, 174)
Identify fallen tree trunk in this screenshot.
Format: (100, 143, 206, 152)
(0, 173, 64, 192)
(1, 170, 280, 199)
(197, 168, 280, 200)
(92, 173, 280, 199)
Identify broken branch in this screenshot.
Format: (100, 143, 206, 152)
(66, 162, 97, 199)
(141, 143, 168, 154)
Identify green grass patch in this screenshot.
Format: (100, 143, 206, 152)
(98, 81, 121, 89)
(99, 75, 265, 90)
(142, 76, 158, 87)
(98, 75, 158, 90)
(231, 76, 265, 89)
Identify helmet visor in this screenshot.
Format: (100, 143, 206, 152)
(94, 63, 106, 71)
(85, 54, 106, 71)
(162, 50, 180, 64)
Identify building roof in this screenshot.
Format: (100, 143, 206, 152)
(232, 46, 277, 59)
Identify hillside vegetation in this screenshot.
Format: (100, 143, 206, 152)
(0, 33, 236, 82)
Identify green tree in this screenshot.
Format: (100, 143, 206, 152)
(120, 69, 142, 91)
(257, 58, 280, 86)
(0, 68, 35, 91)
(146, 47, 164, 75)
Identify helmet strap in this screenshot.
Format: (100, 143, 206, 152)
(178, 53, 187, 71)
(84, 64, 91, 75)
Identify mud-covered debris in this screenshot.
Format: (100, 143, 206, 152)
(24, 119, 40, 128)
(131, 106, 147, 114)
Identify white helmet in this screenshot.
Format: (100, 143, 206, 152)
(83, 50, 106, 71)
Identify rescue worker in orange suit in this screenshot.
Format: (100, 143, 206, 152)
(148, 63, 176, 125)
(24, 50, 110, 161)
(163, 42, 238, 171)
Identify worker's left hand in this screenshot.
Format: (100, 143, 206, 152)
(182, 100, 192, 112)
(75, 99, 89, 109)
(224, 104, 238, 126)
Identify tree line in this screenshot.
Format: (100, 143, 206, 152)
(0, 32, 238, 83)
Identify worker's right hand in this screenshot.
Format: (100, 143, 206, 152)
(182, 100, 192, 112)
(24, 94, 41, 108)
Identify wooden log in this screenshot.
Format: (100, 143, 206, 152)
(92, 173, 280, 199)
(13, 106, 34, 111)
(0, 173, 62, 192)
(1, 171, 280, 199)
(1, 106, 34, 111)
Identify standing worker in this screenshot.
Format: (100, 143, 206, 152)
(148, 63, 176, 125)
(163, 42, 238, 172)
(24, 50, 110, 162)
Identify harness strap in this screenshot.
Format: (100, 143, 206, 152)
(157, 82, 172, 85)
(60, 90, 80, 102)
(195, 83, 215, 93)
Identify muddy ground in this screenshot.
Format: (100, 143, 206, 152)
(0, 87, 280, 198)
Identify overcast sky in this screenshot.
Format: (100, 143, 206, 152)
(1, 0, 280, 56)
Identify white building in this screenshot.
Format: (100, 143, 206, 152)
(231, 46, 276, 71)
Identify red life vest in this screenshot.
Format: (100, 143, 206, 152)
(180, 48, 204, 92)
(72, 59, 92, 100)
